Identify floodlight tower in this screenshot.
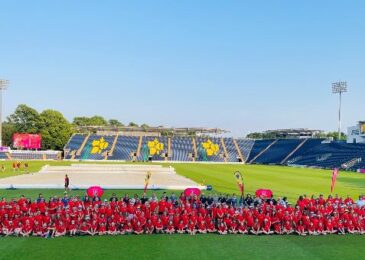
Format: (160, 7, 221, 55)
(332, 81, 347, 141)
(0, 79, 9, 147)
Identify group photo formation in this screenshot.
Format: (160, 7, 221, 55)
(2, 192, 365, 238)
(1, 1, 365, 259)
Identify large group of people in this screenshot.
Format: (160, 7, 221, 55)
(1, 191, 365, 238)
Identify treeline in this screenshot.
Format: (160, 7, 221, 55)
(2, 104, 146, 150)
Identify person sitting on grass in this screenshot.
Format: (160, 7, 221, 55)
(217, 221, 227, 235)
(79, 222, 91, 236)
(145, 219, 154, 234)
(198, 220, 207, 234)
(98, 222, 107, 236)
(32, 220, 43, 237)
(229, 220, 238, 234)
(283, 220, 294, 235)
(3, 220, 15, 237)
(21, 219, 33, 237)
(262, 218, 273, 235)
(69, 220, 78, 237)
(165, 221, 175, 235)
(176, 220, 185, 234)
(154, 219, 164, 234)
(134, 221, 144, 235)
(346, 220, 356, 234)
(89, 220, 98, 236)
(124, 222, 134, 235)
(295, 220, 307, 236)
(187, 220, 197, 235)
(107, 222, 118, 236)
(54, 221, 66, 237)
(13, 222, 23, 237)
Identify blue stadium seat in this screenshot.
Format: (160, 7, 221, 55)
(64, 134, 86, 159)
(108, 136, 139, 161)
(171, 137, 194, 162)
(254, 139, 302, 164)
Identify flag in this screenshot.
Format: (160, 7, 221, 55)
(331, 168, 339, 193)
(144, 171, 152, 193)
(234, 171, 244, 196)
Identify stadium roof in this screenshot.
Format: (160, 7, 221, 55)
(263, 128, 323, 136)
(264, 128, 322, 133)
(75, 125, 229, 135)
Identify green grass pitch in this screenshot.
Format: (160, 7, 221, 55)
(0, 161, 365, 260)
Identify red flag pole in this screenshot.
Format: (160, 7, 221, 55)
(331, 168, 339, 193)
(144, 171, 152, 193)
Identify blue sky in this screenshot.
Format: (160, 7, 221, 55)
(1, 1, 364, 136)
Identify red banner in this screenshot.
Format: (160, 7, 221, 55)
(13, 134, 42, 149)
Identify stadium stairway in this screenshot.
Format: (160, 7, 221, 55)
(136, 136, 143, 159)
(167, 138, 171, 161)
(6, 152, 12, 160)
(280, 138, 308, 164)
(76, 133, 90, 156)
(233, 139, 244, 162)
(254, 139, 302, 164)
(192, 138, 197, 162)
(108, 133, 119, 157)
(249, 139, 278, 164)
(286, 139, 325, 164)
(63, 134, 85, 159)
(236, 139, 255, 162)
(221, 138, 229, 162)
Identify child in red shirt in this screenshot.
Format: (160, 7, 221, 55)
(187, 220, 197, 235)
(250, 219, 261, 235)
(54, 221, 66, 237)
(69, 220, 78, 237)
(218, 222, 227, 235)
(165, 221, 175, 235)
(197, 221, 207, 234)
(295, 220, 306, 236)
(145, 220, 154, 234)
(176, 220, 185, 234)
(3, 220, 14, 236)
(21, 220, 32, 237)
(108, 222, 118, 236)
(154, 219, 164, 234)
(262, 219, 273, 235)
(134, 221, 144, 235)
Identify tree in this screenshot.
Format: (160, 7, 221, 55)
(325, 131, 347, 141)
(128, 122, 139, 127)
(140, 123, 149, 129)
(38, 110, 73, 150)
(246, 132, 263, 139)
(1, 122, 16, 146)
(72, 116, 107, 126)
(72, 117, 90, 127)
(8, 104, 41, 134)
(89, 116, 107, 126)
(108, 119, 124, 127)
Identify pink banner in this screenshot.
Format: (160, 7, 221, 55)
(13, 134, 41, 149)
